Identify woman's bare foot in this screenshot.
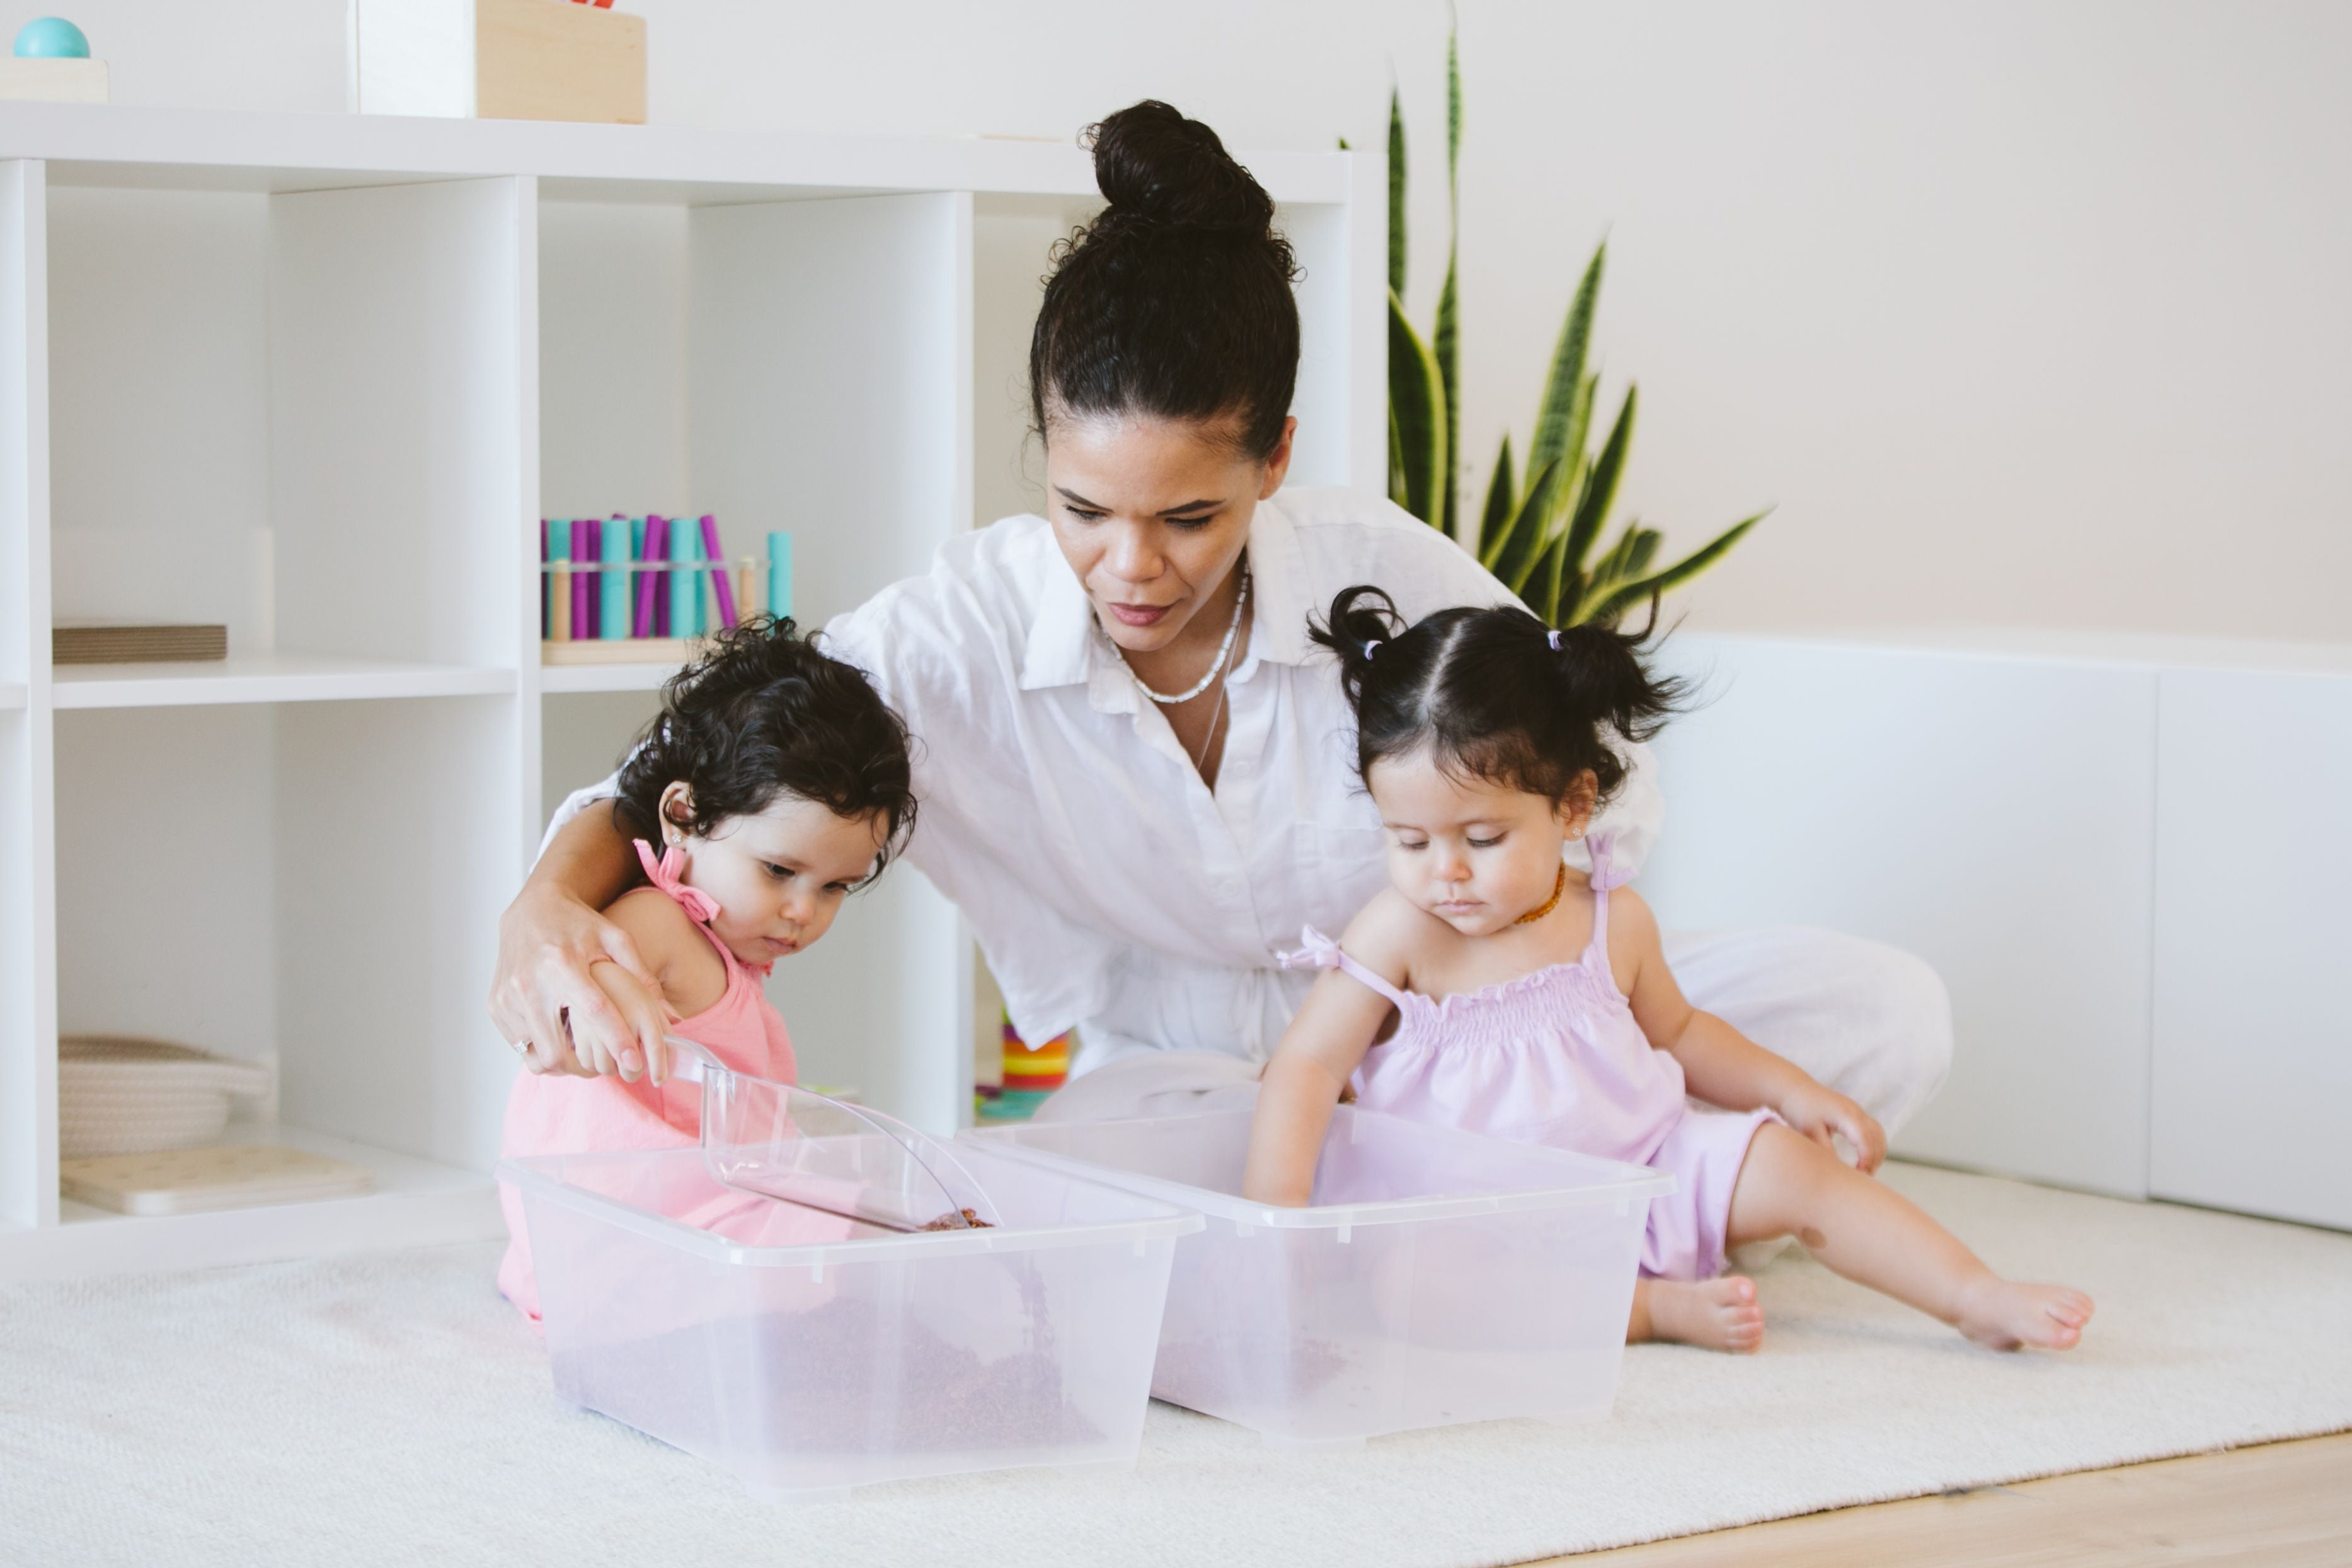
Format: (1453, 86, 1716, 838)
(1635, 1276, 1764, 1353)
(1953, 1276, 2095, 1350)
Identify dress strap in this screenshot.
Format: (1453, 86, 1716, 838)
(634, 838, 721, 925)
(1277, 927, 1411, 1009)
(1583, 832, 1630, 960)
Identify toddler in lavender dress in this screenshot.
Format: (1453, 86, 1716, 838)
(1244, 587, 2093, 1354)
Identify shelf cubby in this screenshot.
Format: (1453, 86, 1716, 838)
(32, 695, 517, 1275)
(0, 102, 1375, 1278)
(46, 173, 531, 683)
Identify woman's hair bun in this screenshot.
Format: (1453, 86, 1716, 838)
(1087, 100, 1273, 235)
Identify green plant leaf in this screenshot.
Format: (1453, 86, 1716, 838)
(1585, 523, 1644, 600)
(1535, 516, 1579, 626)
(1527, 244, 1605, 496)
(1563, 370, 1597, 517)
(1434, 259, 1459, 539)
(1479, 449, 1544, 573)
(1476, 434, 1515, 561)
(1581, 510, 1771, 625)
(1387, 402, 1408, 511)
(1490, 456, 1566, 593)
(1430, 25, 1463, 541)
(1447, 23, 1462, 198)
(1388, 289, 1445, 525)
(1560, 384, 1636, 579)
(1387, 86, 1405, 300)
(1623, 525, 1660, 581)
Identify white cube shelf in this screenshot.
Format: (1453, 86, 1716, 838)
(0, 103, 1380, 1279)
(1643, 629, 2352, 1227)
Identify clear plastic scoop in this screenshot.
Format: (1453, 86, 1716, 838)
(667, 1034, 1001, 1234)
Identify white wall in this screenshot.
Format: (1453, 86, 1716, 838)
(28, 0, 2348, 641)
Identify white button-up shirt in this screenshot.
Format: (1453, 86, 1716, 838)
(548, 487, 1661, 1074)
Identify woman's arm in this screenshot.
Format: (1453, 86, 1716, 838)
(1617, 885, 1886, 1170)
(490, 803, 667, 1080)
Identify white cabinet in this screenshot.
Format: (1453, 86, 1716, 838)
(1642, 630, 2352, 1224)
(2150, 669, 2352, 1229)
(1639, 634, 2160, 1198)
(0, 103, 1379, 1279)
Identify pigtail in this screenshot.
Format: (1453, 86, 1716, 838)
(1547, 613, 1686, 748)
(1307, 584, 1406, 705)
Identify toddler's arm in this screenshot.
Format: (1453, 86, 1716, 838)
(580, 888, 728, 1085)
(1242, 900, 1416, 1206)
(1614, 884, 1887, 1171)
(493, 801, 665, 1079)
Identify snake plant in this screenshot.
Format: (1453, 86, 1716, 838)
(1384, 33, 1767, 627)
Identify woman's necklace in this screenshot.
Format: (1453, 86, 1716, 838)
(1120, 563, 1251, 705)
(1514, 863, 1569, 926)
(1188, 666, 1233, 779)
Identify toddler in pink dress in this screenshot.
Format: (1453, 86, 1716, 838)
(1245, 587, 2093, 1354)
(1283, 834, 1770, 1284)
(496, 618, 918, 1322)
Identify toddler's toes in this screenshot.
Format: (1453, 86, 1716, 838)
(1648, 1275, 1765, 1354)
(1958, 1279, 2092, 1351)
(2047, 1290, 2096, 1329)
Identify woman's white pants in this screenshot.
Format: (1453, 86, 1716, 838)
(1034, 927, 1954, 1135)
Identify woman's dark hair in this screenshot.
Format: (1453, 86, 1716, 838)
(612, 617, 917, 881)
(1029, 100, 1300, 461)
(1308, 587, 1685, 809)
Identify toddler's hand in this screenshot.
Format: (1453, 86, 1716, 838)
(1778, 1082, 1886, 1172)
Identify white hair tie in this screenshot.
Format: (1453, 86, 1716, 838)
(1547, 629, 1563, 651)
(1363, 639, 1382, 660)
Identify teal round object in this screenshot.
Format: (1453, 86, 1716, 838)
(13, 18, 91, 59)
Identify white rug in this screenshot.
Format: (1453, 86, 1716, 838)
(6, 1164, 2351, 1568)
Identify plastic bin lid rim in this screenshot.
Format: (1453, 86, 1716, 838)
(495, 1155, 1203, 1266)
(963, 1123, 1676, 1231)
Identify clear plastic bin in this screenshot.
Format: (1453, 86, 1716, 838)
(498, 1143, 1201, 1499)
(968, 1107, 1673, 1449)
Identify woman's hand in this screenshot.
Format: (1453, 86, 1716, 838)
(490, 879, 667, 1080)
(1777, 1080, 1887, 1172)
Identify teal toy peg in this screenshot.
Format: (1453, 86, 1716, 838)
(13, 18, 90, 58)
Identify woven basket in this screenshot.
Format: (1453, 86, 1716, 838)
(58, 1036, 274, 1160)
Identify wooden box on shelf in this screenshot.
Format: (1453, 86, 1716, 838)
(542, 636, 703, 667)
(52, 621, 227, 665)
(0, 59, 108, 105)
(352, 0, 646, 125)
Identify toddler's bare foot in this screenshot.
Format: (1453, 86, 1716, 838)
(1643, 1276, 1764, 1353)
(1954, 1276, 2094, 1350)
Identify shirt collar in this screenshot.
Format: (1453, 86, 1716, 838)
(1017, 491, 1314, 694)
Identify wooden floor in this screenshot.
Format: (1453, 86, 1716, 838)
(1540, 1430, 2352, 1565)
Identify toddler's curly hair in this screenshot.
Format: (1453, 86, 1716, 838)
(612, 616, 916, 881)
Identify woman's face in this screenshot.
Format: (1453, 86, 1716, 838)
(1042, 412, 1295, 655)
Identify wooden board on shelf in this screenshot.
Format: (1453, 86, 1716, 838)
(60, 1145, 374, 1217)
(53, 621, 227, 665)
(542, 637, 708, 667)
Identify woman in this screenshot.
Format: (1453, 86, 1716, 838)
(493, 101, 1951, 1133)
